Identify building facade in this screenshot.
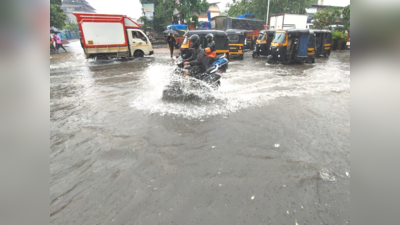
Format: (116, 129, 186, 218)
(61, 0, 96, 23)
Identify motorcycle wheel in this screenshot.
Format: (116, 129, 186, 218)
(220, 65, 227, 73)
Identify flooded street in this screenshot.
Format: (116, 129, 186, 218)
(50, 40, 350, 224)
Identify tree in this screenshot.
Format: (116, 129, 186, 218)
(64, 22, 79, 32)
(139, 0, 176, 32)
(342, 4, 350, 29)
(312, 6, 341, 29)
(140, 0, 208, 31)
(227, 0, 312, 21)
(175, 0, 209, 25)
(50, 0, 66, 29)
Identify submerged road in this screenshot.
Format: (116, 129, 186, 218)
(50, 40, 350, 224)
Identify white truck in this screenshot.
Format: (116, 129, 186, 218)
(269, 14, 308, 30)
(73, 13, 153, 59)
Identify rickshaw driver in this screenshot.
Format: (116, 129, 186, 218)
(183, 35, 208, 78)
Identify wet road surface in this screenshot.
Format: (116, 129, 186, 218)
(51, 40, 350, 224)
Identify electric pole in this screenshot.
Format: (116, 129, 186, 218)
(266, 0, 270, 26)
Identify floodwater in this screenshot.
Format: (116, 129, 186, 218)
(50, 40, 350, 224)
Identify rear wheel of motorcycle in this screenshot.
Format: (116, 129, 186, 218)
(221, 65, 227, 72)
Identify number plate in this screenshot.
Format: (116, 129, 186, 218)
(88, 40, 93, 44)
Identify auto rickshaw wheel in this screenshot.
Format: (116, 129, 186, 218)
(239, 54, 244, 60)
(324, 51, 330, 58)
(252, 52, 259, 58)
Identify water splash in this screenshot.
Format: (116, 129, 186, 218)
(130, 59, 349, 119)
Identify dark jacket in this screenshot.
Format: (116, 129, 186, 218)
(166, 36, 176, 45)
(207, 40, 216, 52)
(186, 47, 207, 68)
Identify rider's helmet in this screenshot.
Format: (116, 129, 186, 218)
(205, 33, 214, 43)
(189, 34, 201, 48)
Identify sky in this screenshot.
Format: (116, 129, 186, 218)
(87, 0, 350, 19)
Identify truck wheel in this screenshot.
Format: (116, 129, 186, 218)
(134, 51, 144, 58)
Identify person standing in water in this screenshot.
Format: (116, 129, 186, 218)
(166, 33, 176, 58)
(55, 33, 67, 53)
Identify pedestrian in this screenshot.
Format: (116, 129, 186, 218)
(55, 33, 67, 53)
(50, 35, 58, 53)
(166, 33, 176, 58)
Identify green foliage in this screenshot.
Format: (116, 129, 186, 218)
(139, 0, 175, 32)
(342, 4, 350, 29)
(139, 0, 208, 31)
(332, 30, 346, 41)
(64, 22, 79, 32)
(227, 0, 312, 21)
(50, 0, 66, 29)
(175, 0, 209, 25)
(312, 6, 341, 29)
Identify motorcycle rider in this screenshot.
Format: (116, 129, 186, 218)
(183, 34, 208, 78)
(204, 33, 216, 69)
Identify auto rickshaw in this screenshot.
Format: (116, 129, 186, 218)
(243, 30, 255, 50)
(226, 29, 245, 60)
(267, 29, 316, 64)
(313, 30, 332, 57)
(252, 30, 275, 58)
(180, 30, 229, 58)
(307, 30, 316, 63)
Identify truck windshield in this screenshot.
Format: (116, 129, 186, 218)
(257, 34, 266, 41)
(272, 33, 286, 43)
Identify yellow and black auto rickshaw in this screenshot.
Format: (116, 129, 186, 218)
(267, 29, 316, 64)
(243, 30, 255, 50)
(180, 30, 229, 59)
(313, 30, 332, 57)
(252, 30, 275, 58)
(226, 29, 245, 59)
(307, 30, 316, 63)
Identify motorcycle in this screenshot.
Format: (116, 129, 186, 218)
(162, 54, 229, 101)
